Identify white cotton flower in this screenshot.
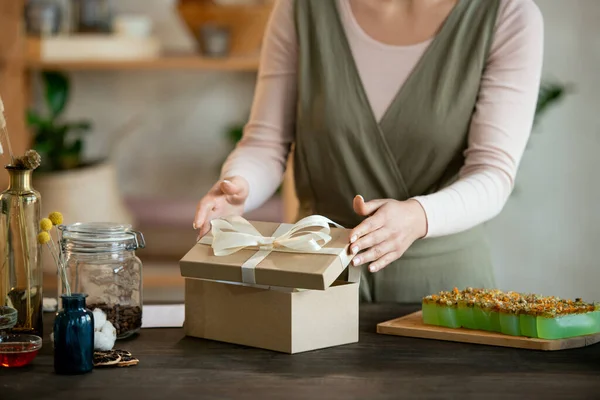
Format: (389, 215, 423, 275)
(92, 308, 107, 331)
(101, 320, 116, 338)
(43, 298, 58, 312)
(94, 320, 117, 351)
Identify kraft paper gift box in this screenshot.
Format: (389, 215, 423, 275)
(179, 215, 360, 354)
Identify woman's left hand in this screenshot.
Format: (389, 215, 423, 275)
(349, 195, 428, 273)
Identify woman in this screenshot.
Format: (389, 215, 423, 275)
(193, 0, 544, 302)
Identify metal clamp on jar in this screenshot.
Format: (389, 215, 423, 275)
(58, 223, 145, 339)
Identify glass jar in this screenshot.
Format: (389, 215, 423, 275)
(73, 0, 113, 33)
(25, 0, 62, 37)
(58, 222, 145, 339)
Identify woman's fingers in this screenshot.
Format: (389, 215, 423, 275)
(220, 177, 249, 205)
(349, 227, 387, 256)
(196, 203, 223, 239)
(351, 239, 396, 267)
(349, 212, 385, 243)
(194, 198, 215, 232)
(197, 221, 212, 239)
(194, 176, 249, 237)
(352, 195, 387, 217)
(368, 251, 400, 273)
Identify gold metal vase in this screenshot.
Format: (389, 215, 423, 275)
(0, 166, 43, 336)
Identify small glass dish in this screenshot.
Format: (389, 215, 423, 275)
(0, 334, 43, 368)
(0, 306, 18, 330)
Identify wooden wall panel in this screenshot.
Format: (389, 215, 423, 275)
(0, 0, 28, 188)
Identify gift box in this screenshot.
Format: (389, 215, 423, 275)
(179, 215, 359, 354)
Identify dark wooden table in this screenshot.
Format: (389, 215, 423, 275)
(2, 304, 600, 400)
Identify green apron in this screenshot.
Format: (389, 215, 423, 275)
(292, 0, 500, 303)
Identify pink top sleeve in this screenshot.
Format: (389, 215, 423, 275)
(411, 0, 544, 237)
(220, 0, 297, 212)
(221, 0, 545, 238)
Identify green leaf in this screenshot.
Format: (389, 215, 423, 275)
(42, 71, 70, 118)
(48, 124, 70, 139)
(26, 109, 50, 128)
(56, 138, 83, 169)
(533, 82, 571, 126)
(69, 138, 83, 154)
(32, 141, 52, 155)
(64, 121, 92, 133)
(59, 155, 80, 170)
(227, 125, 244, 144)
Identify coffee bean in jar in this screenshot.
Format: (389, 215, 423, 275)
(88, 303, 142, 338)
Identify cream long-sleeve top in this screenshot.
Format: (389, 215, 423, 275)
(221, 0, 544, 238)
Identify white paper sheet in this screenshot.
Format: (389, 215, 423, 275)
(141, 304, 185, 328)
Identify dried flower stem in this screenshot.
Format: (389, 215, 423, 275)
(52, 228, 63, 265)
(1, 207, 10, 308)
(1, 126, 15, 164)
(45, 242, 70, 296)
(49, 235, 70, 296)
(17, 197, 32, 327)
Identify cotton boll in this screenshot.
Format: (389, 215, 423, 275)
(43, 298, 58, 312)
(94, 320, 117, 351)
(101, 320, 116, 337)
(92, 308, 107, 330)
(94, 331, 115, 351)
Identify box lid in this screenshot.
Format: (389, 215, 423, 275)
(179, 216, 354, 291)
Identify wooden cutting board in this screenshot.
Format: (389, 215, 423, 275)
(377, 311, 600, 351)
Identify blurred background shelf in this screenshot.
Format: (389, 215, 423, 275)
(26, 54, 261, 71)
(25, 34, 260, 71)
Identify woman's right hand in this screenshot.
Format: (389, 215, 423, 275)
(193, 176, 249, 238)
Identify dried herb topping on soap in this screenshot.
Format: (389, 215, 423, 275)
(423, 288, 597, 317)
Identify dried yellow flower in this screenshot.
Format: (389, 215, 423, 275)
(37, 231, 51, 245)
(40, 218, 53, 232)
(48, 212, 63, 226)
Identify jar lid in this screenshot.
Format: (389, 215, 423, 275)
(60, 222, 146, 250)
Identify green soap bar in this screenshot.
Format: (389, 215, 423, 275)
(457, 303, 477, 330)
(537, 311, 600, 340)
(422, 302, 439, 326)
(490, 311, 501, 332)
(437, 305, 460, 328)
(519, 314, 538, 338)
(499, 313, 520, 336)
(473, 307, 500, 332)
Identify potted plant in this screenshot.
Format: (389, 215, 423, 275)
(27, 71, 133, 272)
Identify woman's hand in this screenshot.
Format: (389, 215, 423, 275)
(193, 176, 249, 238)
(348, 195, 428, 272)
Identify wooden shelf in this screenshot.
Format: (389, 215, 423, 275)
(26, 55, 260, 72)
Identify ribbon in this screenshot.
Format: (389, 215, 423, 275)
(198, 215, 345, 285)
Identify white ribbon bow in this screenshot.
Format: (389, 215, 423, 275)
(198, 215, 344, 285)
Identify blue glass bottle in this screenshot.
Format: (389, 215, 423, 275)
(53, 294, 94, 375)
